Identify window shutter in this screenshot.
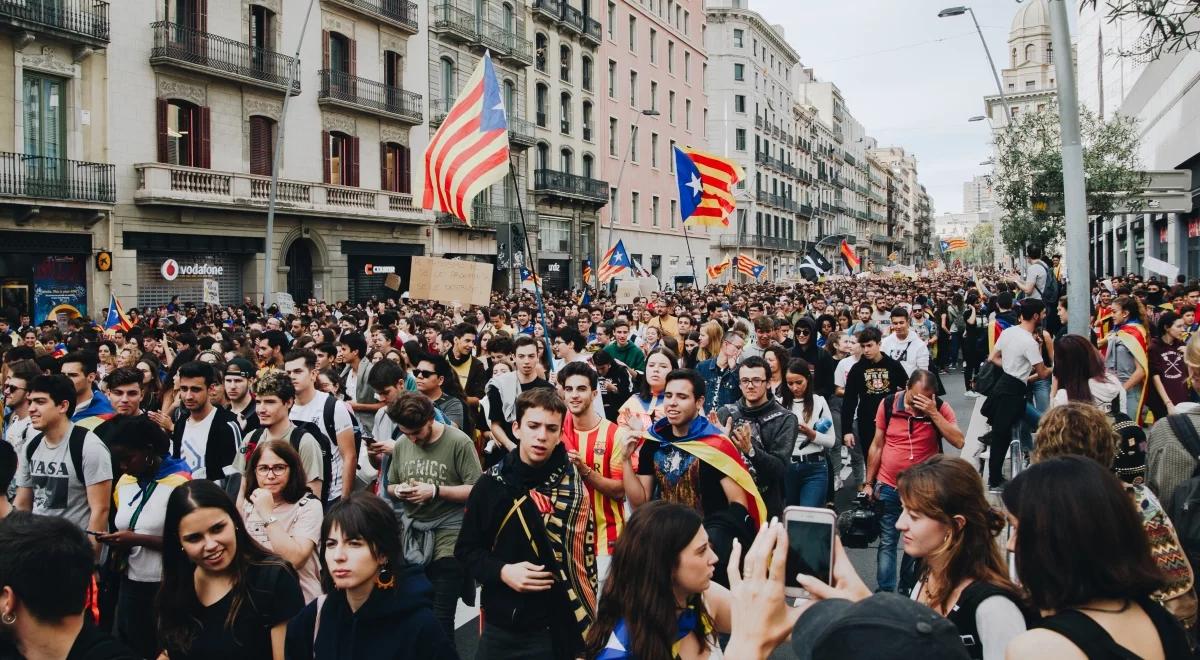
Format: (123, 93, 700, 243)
(196, 0, 207, 32)
(156, 99, 169, 163)
(348, 136, 360, 187)
(399, 145, 411, 194)
(198, 106, 211, 169)
(322, 30, 329, 70)
(250, 117, 272, 176)
(379, 142, 389, 192)
(349, 38, 357, 76)
(321, 131, 331, 184)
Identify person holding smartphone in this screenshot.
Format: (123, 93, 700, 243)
(861, 370, 964, 593)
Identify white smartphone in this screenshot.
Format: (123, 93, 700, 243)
(782, 506, 837, 599)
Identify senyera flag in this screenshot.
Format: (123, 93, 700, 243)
(707, 257, 731, 280)
(422, 51, 510, 225)
(839, 239, 860, 272)
(104, 293, 132, 332)
(675, 146, 745, 227)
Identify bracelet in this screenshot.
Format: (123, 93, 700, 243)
(433, 484, 440, 499)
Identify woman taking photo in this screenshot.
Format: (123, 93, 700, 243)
(618, 347, 679, 436)
(585, 501, 734, 660)
(895, 455, 1026, 660)
(97, 414, 192, 658)
(1002, 457, 1191, 659)
(783, 358, 835, 508)
(159, 480, 304, 660)
(238, 440, 324, 602)
(1149, 311, 1190, 418)
(285, 494, 455, 659)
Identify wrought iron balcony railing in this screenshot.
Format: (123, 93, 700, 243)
(0, 152, 114, 203)
(150, 21, 300, 94)
(0, 0, 109, 44)
(318, 70, 422, 123)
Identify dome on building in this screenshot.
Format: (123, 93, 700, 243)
(1010, 0, 1050, 37)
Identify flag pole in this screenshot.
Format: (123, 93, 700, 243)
(682, 223, 699, 286)
(507, 157, 553, 357)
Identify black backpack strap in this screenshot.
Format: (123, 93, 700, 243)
(68, 426, 87, 485)
(24, 432, 44, 463)
(881, 393, 896, 431)
(949, 582, 1022, 659)
(322, 395, 338, 446)
(1167, 414, 1200, 476)
(1035, 609, 1127, 659)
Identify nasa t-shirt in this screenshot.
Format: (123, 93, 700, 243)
(15, 424, 112, 531)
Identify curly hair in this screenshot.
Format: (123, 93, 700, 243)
(1033, 402, 1118, 468)
(253, 368, 294, 401)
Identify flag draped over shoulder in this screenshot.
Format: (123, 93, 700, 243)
(421, 52, 510, 225)
(1114, 321, 1150, 423)
(597, 241, 631, 283)
(674, 146, 744, 227)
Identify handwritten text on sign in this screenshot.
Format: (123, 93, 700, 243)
(408, 257, 492, 307)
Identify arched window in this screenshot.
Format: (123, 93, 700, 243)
(582, 153, 594, 178)
(560, 147, 573, 174)
(1046, 44, 1053, 64)
(582, 100, 593, 141)
(323, 130, 358, 186)
(249, 115, 275, 175)
(536, 142, 549, 170)
(560, 92, 572, 134)
(536, 83, 549, 127)
(440, 57, 456, 109)
(536, 33, 548, 72)
(1011, 47, 1017, 66)
(381, 142, 411, 194)
(581, 55, 593, 91)
(1024, 43, 1034, 62)
(161, 99, 206, 167)
(503, 79, 516, 116)
(560, 44, 571, 82)
(502, 2, 514, 31)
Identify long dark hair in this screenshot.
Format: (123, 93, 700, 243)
(638, 347, 679, 400)
(898, 455, 1020, 613)
(784, 358, 814, 418)
(157, 480, 291, 654)
(1001, 456, 1164, 612)
(584, 501, 714, 660)
(1052, 335, 1107, 404)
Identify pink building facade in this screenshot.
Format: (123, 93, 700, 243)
(599, 0, 709, 286)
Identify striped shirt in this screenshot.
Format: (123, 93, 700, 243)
(569, 418, 625, 556)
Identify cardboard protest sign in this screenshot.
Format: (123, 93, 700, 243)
(408, 256, 491, 307)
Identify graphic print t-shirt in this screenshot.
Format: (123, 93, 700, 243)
(15, 424, 112, 530)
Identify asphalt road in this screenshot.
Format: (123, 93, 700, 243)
(451, 365, 983, 659)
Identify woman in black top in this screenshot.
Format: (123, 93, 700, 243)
(1002, 457, 1191, 659)
(158, 480, 304, 660)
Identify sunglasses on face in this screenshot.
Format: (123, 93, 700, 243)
(412, 369, 438, 378)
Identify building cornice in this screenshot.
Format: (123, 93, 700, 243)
(704, 7, 800, 67)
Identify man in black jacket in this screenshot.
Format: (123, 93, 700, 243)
(171, 361, 242, 481)
(716, 356, 797, 518)
(455, 388, 595, 660)
(841, 327, 909, 462)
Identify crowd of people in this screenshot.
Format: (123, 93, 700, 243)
(1, 246, 1200, 659)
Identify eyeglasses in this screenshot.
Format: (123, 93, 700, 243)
(255, 464, 288, 476)
(739, 377, 767, 386)
(796, 329, 811, 336)
(411, 369, 438, 378)
(2, 384, 23, 393)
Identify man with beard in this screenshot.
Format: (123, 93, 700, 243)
(222, 358, 259, 434)
(715, 356, 796, 518)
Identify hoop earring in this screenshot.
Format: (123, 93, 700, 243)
(2, 612, 15, 625)
(376, 564, 395, 590)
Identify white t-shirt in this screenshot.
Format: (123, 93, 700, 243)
(114, 474, 185, 582)
(880, 333, 929, 376)
(180, 407, 218, 478)
(994, 325, 1043, 382)
(14, 424, 112, 531)
(834, 356, 859, 389)
(290, 390, 353, 498)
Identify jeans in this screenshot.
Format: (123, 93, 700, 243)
(1126, 383, 1143, 420)
(476, 623, 555, 660)
(116, 577, 159, 659)
(785, 459, 829, 508)
(426, 557, 465, 651)
(876, 484, 912, 592)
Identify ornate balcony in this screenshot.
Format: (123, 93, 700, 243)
(531, 0, 561, 23)
(429, 2, 476, 42)
(560, 4, 583, 33)
(319, 70, 421, 123)
(430, 99, 533, 150)
(0, 0, 109, 47)
(134, 162, 425, 224)
(533, 169, 607, 205)
(437, 201, 518, 229)
(324, 0, 417, 33)
(582, 15, 601, 45)
(150, 21, 300, 95)
(0, 152, 114, 205)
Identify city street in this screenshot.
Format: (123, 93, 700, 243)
(451, 364, 983, 657)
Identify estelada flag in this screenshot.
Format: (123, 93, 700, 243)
(104, 293, 133, 332)
(674, 146, 745, 228)
(839, 239, 860, 272)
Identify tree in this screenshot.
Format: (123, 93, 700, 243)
(968, 221, 995, 266)
(990, 105, 1144, 257)
(1081, 0, 1200, 60)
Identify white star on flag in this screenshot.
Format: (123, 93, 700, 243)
(686, 172, 703, 198)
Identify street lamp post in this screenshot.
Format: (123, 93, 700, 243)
(938, 6, 1013, 124)
(603, 109, 661, 255)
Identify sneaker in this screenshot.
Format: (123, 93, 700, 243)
(965, 390, 979, 398)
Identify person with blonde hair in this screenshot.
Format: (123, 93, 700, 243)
(697, 321, 724, 363)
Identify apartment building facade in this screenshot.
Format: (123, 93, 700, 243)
(601, 0, 708, 286)
(0, 1, 113, 322)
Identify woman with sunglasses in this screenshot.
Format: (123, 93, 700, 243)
(238, 439, 324, 601)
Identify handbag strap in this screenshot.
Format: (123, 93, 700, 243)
(127, 481, 159, 532)
(312, 593, 327, 654)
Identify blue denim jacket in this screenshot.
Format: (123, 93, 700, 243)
(696, 357, 740, 413)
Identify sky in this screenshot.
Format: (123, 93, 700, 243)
(749, 0, 1058, 215)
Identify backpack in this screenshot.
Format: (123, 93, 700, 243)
(1036, 260, 1060, 305)
(1166, 415, 1200, 572)
(25, 426, 88, 485)
(880, 392, 946, 449)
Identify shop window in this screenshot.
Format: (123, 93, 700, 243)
(322, 130, 359, 186)
(249, 115, 275, 176)
(157, 98, 210, 168)
(381, 142, 411, 193)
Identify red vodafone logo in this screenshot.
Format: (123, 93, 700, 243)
(161, 259, 180, 281)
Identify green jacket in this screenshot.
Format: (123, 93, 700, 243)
(604, 341, 646, 372)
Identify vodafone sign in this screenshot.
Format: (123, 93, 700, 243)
(363, 263, 396, 275)
(161, 258, 224, 281)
